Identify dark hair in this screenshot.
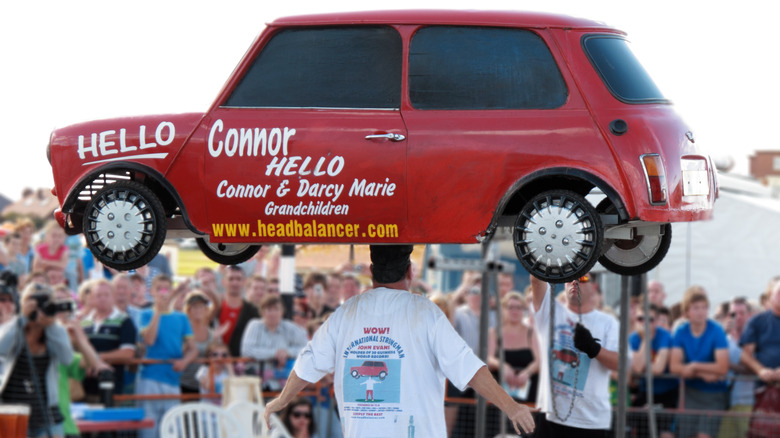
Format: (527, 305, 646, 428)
(281, 397, 315, 435)
(370, 245, 413, 284)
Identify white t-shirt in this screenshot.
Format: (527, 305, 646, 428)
(533, 285, 619, 430)
(294, 287, 485, 438)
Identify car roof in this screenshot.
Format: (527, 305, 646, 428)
(269, 9, 622, 33)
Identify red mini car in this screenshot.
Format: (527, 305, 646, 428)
(47, 10, 717, 282)
(351, 361, 389, 380)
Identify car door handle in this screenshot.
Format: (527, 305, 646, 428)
(365, 133, 406, 142)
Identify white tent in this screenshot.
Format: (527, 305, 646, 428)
(647, 172, 780, 308)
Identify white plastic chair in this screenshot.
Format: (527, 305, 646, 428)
(159, 402, 249, 438)
(226, 400, 292, 438)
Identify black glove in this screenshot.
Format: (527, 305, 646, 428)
(573, 323, 601, 359)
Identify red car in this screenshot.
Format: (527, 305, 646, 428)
(553, 348, 580, 368)
(351, 361, 389, 380)
(47, 10, 716, 282)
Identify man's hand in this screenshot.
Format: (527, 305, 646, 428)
(758, 368, 780, 383)
(264, 398, 286, 430)
(275, 349, 289, 366)
(681, 363, 697, 379)
(573, 323, 601, 359)
(506, 402, 538, 436)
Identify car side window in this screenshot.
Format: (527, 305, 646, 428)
(225, 26, 402, 109)
(409, 26, 568, 110)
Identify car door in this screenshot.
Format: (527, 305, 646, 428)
(203, 25, 408, 244)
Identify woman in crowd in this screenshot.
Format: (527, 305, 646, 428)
(0, 283, 74, 438)
(181, 290, 215, 398)
(280, 397, 318, 438)
(487, 291, 539, 404)
(670, 286, 729, 438)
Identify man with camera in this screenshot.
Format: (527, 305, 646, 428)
(0, 282, 75, 437)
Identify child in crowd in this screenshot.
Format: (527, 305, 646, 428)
(196, 340, 234, 405)
(32, 221, 69, 275)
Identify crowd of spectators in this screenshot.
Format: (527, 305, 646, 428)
(1, 217, 780, 438)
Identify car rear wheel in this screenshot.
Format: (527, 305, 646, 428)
(514, 190, 603, 283)
(83, 181, 166, 271)
(379, 371, 387, 380)
(597, 199, 672, 276)
(351, 370, 360, 379)
(599, 223, 672, 276)
(196, 237, 261, 266)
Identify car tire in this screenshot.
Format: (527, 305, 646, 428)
(514, 189, 603, 283)
(351, 370, 360, 379)
(196, 237, 262, 266)
(83, 181, 166, 271)
(379, 371, 387, 380)
(599, 223, 672, 276)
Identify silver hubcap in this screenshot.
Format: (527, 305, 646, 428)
(603, 234, 663, 267)
(89, 190, 154, 256)
(203, 238, 255, 257)
(517, 195, 597, 272)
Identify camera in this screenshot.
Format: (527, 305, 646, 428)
(30, 293, 75, 320)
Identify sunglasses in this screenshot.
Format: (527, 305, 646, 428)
(505, 305, 525, 311)
(0, 296, 12, 303)
(291, 411, 312, 419)
(636, 316, 655, 323)
(210, 352, 229, 358)
(577, 275, 591, 284)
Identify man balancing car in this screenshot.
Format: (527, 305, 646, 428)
(265, 245, 536, 437)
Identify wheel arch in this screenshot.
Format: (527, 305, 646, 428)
(61, 163, 201, 235)
(491, 167, 629, 229)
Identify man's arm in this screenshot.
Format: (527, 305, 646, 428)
(468, 366, 537, 436)
(596, 348, 619, 371)
(529, 275, 547, 313)
(173, 337, 199, 372)
(741, 343, 780, 382)
(691, 348, 729, 377)
(264, 370, 314, 427)
(140, 310, 162, 346)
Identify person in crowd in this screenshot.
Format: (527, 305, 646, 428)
(265, 245, 536, 437)
(112, 273, 142, 329)
(669, 285, 729, 438)
(529, 273, 619, 437)
(321, 272, 343, 315)
(181, 291, 220, 398)
(45, 267, 68, 290)
(0, 283, 74, 438)
(0, 272, 17, 325)
(129, 272, 150, 308)
(740, 280, 780, 422)
(429, 293, 452, 323)
(280, 397, 318, 438)
(196, 339, 233, 405)
(302, 272, 328, 317)
(32, 222, 69, 276)
(647, 280, 667, 308)
(245, 274, 268, 310)
(14, 217, 36, 275)
(75, 279, 97, 321)
(498, 272, 515, 300)
(52, 284, 111, 438)
(628, 304, 677, 438)
(449, 270, 481, 308)
(79, 279, 137, 402)
(488, 291, 539, 404)
(656, 306, 671, 332)
(340, 273, 362, 302)
(241, 294, 308, 391)
(138, 275, 198, 438)
(291, 298, 315, 332)
(267, 277, 281, 296)
(717, 296, 755, 438)
(2, 232, 27, 283)
(63, 235, 83, 294)
(212, 265, 259, 357)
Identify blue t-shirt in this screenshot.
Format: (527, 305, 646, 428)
(139, 310, 193, 386)
(629, 327, 678, 395)
(672, 319, 729, 392)
(740, 311, 780, 369)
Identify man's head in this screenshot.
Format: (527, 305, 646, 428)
(647, 280, 666, 306)
(93, 279, 114, 314)
(245, 275, 267, 305)
(768, 281, 780, 316)
(498, 272, 514, 298)
(370, 245, 413, 286)
(259, 294, 284, 329)
(150, 274, 173, 304)
(563, 273, 598, 312)
(223, 265, 246, 297)
(341, 274, 361, 301)
(682, 285, 709, 325)
(112, 273, 133, 309)
(634, 304, 659, 335)
(730, 297, 751, 334)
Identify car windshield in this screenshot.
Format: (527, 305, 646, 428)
(583, 35, 667, 103)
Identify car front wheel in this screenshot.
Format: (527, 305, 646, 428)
(196, 237, 261, 266)
(514, 190, 603, 283)
(83, 181, 166, 271)
(351, 370, 360, 379)
(379, 371, 387, 380)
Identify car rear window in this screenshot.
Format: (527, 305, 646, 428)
(409, 26, 568, 110)
(225, 26, 402, 109)
(583, 35, 666, 103)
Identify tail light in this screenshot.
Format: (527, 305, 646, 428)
(641, 154, 667, 205)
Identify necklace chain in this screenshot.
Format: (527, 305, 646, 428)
(549, 280, 582, 422)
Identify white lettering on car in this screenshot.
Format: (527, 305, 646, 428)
(207, 118, 295, 158)
(77, 121, 176, 164)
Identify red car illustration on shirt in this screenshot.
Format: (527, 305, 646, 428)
(553, 348, 580, 368)
(351, 361, 389, 380)
(46, 10, 717, 283)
